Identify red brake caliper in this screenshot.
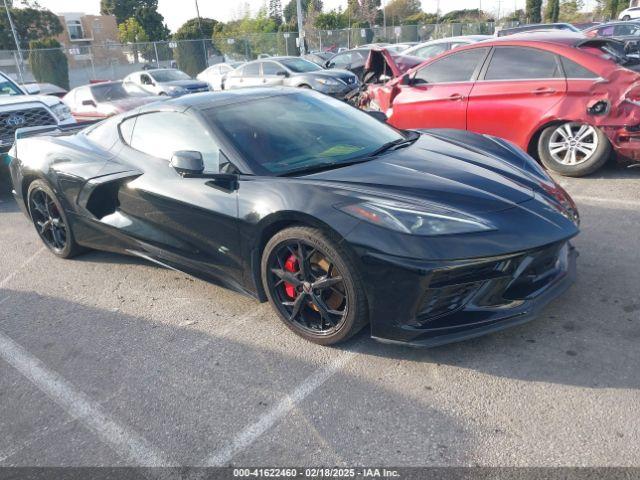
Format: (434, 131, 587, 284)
(284, 254, 299, 299)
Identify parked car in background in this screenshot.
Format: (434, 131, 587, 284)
(402, 35, 492, 60)
(197, 62, 245, 90)
(497, 23, 580, 37)
(619, 6, 640, 20)
(583, 21, 640, 55)
(63, 81, 160, 121)
(0, 70, 75, 159)
(8, 88, 579, 347)
(302, 51, 333, 66)
(325, 47, 423, 81)
(385, 42, 419, 53)
(21, 83, 67, 98)
(123, 68, 209, 97)
(224, 57, 359, 100)
(362, 32, 640, 177)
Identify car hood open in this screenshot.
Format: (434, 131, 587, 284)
(306, 131, 541, 215)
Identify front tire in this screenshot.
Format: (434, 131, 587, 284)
(261, 226, 368, 345)
(623, 15, 631, 21)
(538, 122, 611, 177)
(27, 180, 82, 258)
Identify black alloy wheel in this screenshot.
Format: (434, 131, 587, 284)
(262, 226, 368, 345)
(27, 180, 82, 258)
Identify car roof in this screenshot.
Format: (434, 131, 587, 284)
(489, 31, 587, 45)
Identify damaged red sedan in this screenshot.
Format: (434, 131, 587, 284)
(362, 32, 640, 176)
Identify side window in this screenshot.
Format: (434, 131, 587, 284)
(85, 116, 121, 150)
(330, 53, 350, 67)
(127, 112, 220, 172)
(140, 74, 153, 85)
(615, 24, 640, 36)
(243, 63, 260, 76)
(262, 62, 281, 75)
(598, 26, 615, 37)
(560, 57, 598, 79)
(484, 47, 561, 80)
(414, 48, 488, 85)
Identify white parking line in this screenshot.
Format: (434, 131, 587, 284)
(0, 331, 172, 466)
(203, 346, 360, 466)
(0, 247, 45, 289)
(572, 196, 640, 208)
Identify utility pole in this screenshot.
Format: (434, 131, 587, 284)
(3, 0, 24, 83)
(296, 0, 305, 55)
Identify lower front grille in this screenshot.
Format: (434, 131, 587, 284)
(0, 107, 56, 145)
(414, 241, 569, 326)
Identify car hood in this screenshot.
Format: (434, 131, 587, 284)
(304, 130, 547, 215)
(0, 94, 62, 108)
(305, 69, 357, 82)
(160, 79, 209, 89)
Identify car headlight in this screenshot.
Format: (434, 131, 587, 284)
(51, 102, 72, 122)
(337, 200, 495, 236)
(316, 77, 342, 86)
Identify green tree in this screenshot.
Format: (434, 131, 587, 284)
(0, 6, 62, 50)
(314, 9, 349, 29)
(525, 0, 543, 23)
(283, 0, 323, 25)
(118, 17, 148, 63)
(558, 0, 587, 22)
(174, 17, 222, 76)
(440, 9, 485, 23)
(384, 0, 421, 26)
(269, 0, 283, 27)
(100, 0, 168, 40)
(545, 0, 561, 22)
(28, 38, 69, 90)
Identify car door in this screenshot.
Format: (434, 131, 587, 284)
(73, 87, 101, 120)
(260, 61, 287, 87)
(389, 47, 490, 130)
(466, 46, 567, 149)
(238, 62, 262, 88)
(114, 110, 244, 285)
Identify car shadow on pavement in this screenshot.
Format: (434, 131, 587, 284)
(0, 288, 471, 467)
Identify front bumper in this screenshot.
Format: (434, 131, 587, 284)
(360, 241, 578, 347)
(319, 84, 360, 101)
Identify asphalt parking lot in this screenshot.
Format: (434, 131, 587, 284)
(0, 163, 639, 468)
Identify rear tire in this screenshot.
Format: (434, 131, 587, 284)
(538, 122, 611, 177)
(27, 180, 83, 259)
(261, 226, 368, 345)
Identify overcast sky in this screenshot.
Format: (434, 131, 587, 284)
(34, 0, 598, 33)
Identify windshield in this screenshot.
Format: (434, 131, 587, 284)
(279, 58, 322, 73)
(150, 69, 191, 82)
(0, 78, 23, 96)
(206, 92, 404, 175)
(91, 82, 145, 101)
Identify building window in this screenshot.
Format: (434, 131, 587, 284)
(67, 20, 85, 40)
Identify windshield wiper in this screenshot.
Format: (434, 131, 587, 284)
(279, 158, 373, 177)
(367, 132, 420, 157)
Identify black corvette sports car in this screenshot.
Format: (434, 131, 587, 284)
(8, 88, 579, 346)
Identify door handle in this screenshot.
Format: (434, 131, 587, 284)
(448, 93, 464, 101)
(533, 87, 556, 95)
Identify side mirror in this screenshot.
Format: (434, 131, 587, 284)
(276, 70, 289, 77)
(23, 83, 41, 95)
(400, 74, 413, 86)
(170, 150, 204, 176)
(82, 99, 96, 107)
(367, 111, 388, 123)
(379, 74, 391, 83)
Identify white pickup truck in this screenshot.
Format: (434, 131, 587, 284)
(1, 71, 75, 156)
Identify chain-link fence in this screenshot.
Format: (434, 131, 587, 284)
(1, 22, 517, 90)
